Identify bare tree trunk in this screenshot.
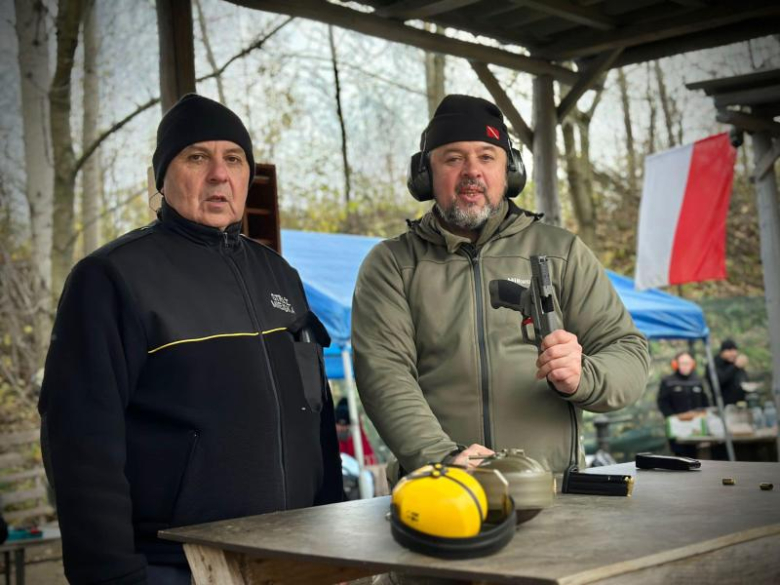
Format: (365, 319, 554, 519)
(645, 62, 657, 156)
(328, 25, 351, 207)
(617, 67, 638, 200)
(654, 61, 677, 149)
(562, 120, 596, 247)
(50, 0, 84, 295)
(194, 0, 227, 104)
(424, 24, 445, 118)
(81, 0, 100, 256)
(14, 0, 54, 358)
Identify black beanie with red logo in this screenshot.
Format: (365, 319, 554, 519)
(421, 94, 511, 154)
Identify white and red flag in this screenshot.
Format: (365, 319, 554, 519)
(635, 133, 736, 290)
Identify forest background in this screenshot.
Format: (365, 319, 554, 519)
(1, 0, 779, 457)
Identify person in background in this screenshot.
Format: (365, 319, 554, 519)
(335, 397, 377, 466)
(714, 338, 749, 406)
(657, 351, 708, 457)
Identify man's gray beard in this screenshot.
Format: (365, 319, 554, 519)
(436, 197, 500, 231)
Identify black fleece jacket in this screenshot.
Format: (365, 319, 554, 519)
(38, 203, 343, 584)
(657, 371, 709, 418)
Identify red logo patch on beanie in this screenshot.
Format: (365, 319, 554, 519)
(486, 125, 500, 140)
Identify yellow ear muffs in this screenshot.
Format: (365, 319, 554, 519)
(389, 463, 516, 558)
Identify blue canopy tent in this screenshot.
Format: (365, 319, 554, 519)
(281, 229, 734, 463)
(282, 230, 711, 353)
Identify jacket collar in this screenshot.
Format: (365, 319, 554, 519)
(158, 199, 243, 247)
(409, 199, 541, 254)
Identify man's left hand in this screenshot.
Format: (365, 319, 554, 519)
(536, 330, 582, 395)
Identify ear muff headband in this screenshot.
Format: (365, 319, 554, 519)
(407, 142, 527, 202)
(390, 497, 516, 559)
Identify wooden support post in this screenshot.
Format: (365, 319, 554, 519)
(157, 0, 197, 113)
(753, 138, 780, 182)
(751, 131, 780, 458)
(532, 75, 561, 225)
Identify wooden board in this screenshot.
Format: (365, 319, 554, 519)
(161, 461, 780, 584)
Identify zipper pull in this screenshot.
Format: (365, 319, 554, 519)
(463, 243, 478, 262)
(223, 231, 229, 248)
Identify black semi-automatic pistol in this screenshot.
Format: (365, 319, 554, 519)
(489, 255, 560, 351)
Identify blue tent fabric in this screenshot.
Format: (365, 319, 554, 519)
(281, 230, 709, 378)
(281, 230, 382, 347)
(607, 272, 709, 340)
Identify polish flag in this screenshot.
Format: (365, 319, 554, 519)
(635, 133, 736, 290)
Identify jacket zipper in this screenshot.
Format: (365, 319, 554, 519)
(220, 236, 288, 508)
(463, 244, 493, 449)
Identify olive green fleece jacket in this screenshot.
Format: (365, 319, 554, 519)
(352, 200, 650, 477)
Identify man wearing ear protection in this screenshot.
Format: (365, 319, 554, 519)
(657, 351, 709, 457)
(352, 94, 650, 485)
(38, 94, 342, 585)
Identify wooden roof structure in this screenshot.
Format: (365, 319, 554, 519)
(157, 0, 780, 223)
(226, 1, 780, 78)
(352, 1, 780, 65)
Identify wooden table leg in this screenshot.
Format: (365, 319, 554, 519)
(13, 550, 23, 585)
(184, 544, 244, 585)
(184, 544, 376, 585)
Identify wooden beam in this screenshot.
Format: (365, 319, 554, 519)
(557, 48, 621, 122)
(714, 84, 780, 109)
(375, 0, 480, 21)
(509, 0, 616, 31)
(470, 61, 534, 151)
(687, 69, 780, 95)
(536, 3, 780, 60)
(716, 109, 780, 135)
(157, 0, 196, 112)
(226, 0, 578, 84)
(616, 18, 780, 69)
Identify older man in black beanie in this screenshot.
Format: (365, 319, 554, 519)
(39, 94, 342, 585)
(353, 94, 649, 496)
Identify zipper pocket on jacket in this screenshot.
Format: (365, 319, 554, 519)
(171, 429, 199, 521)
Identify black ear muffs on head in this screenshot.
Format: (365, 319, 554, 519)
(407, 150, 433, 202)
(407, 144, 526, 202)
(506, 147, 526, 198)
(407, 94, 527, 202)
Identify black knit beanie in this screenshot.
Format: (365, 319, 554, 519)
(152, 93, 255, 190)
(335, 397, 350, 425)
(421, 94, 511, 153)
